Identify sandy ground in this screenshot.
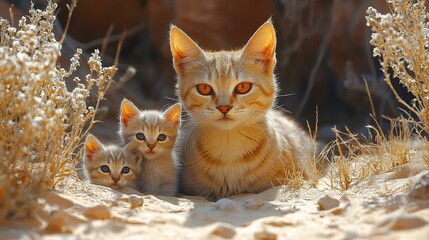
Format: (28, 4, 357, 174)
(2, 160, 429, 240)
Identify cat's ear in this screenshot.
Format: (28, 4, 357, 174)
(85, 134, 103, 161)
(123, 143, 142, 166)
(240, 19, 277, 70)
(120, 99, 139, 127)
(170, 25, 205, 72)
(163, 103, 182, 126)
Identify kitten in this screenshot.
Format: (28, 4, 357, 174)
(119, 99, 181, 196)
(170, 19, 313, 200)
(83, 134, 142, 189)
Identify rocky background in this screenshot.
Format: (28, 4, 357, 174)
(0, 0, 417, 142)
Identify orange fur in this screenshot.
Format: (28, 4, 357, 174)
(83, 134, 142, 188)
(170, 20, 312, 200)
(118, 100, 181, 196)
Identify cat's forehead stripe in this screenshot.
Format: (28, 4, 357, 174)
(207, 53, 241, 81)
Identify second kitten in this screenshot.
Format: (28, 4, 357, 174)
(119, 99, 181, 196)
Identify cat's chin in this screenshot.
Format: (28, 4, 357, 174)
(210, 118, 241, 130)
(142, 152, 160, 160)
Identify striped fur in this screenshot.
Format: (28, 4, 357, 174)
(118, 100, 181, 196)
(170, 20, 312, 200)
(84, 134, 142, 188)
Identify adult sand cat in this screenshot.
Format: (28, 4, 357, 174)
(170, 20, 312, 200)
(119, 99, 182, 196)
(84, 134, 142, 189)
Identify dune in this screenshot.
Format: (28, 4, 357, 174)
(2, 156, 428, 240)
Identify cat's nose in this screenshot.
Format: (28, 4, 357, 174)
(147, 143, 156, 150)
(216, 105, 232, 114)
(112, 177, 120, 183)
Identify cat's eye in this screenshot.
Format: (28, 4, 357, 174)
(121, 167, 130, 174)
(100, 165, 110, 173)
(196, 83, 213, 96)
(157, 134, 167, 141)
(136, 133, 145, 141)
(235, 82, 252, 94)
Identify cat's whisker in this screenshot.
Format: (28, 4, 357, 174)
(276, 93, 295, 98)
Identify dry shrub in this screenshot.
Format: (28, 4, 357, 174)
(366, 0, 429, 134)
(0, 1, 116, 225)
(324, 0, 429, 191)
(327, 119, 417, 191)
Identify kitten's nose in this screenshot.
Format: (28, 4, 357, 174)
(112, 177, 120, 183)
(216, 105, 232, 114)
(147, 143, 156, 150)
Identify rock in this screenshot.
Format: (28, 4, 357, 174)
(44, 211, 73, 234)
(377, 215, 427, 231)
(318, 195, 340, 210)
(45, 192, 75, 209)
(214, 198, 238, 211)
(209, 223, 236, 239)
(409, 173, 429, 200)
(330, 208, 344, 215)
(84, 205, 111, 220)
(129, 195, 144, 208)
(254, 230, 277, 240)
(243, 199, 264, 210)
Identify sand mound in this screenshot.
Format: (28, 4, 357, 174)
(2, 160, 429, 239)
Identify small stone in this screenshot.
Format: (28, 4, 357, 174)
(254, 230, 277, 240)
(84, 205, 111, 220)
(45, 192, 74, 209)
(318, 195, 340, 210)
(44, 211, 73, 234)
(214, 198, 237, 211)
(243, 199, 264, 210)
(377, 215, 427, 231)
(409, 173, 429, 200)
(330, 207, 344, 215)
(129, 195, 144, 208)
(209, 223, 236, 239)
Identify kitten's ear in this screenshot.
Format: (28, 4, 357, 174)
(120, 99, 139, 127)
(123, 143, 142, 166)
(241, 19, 277, 70)
(85, 134, 103, 161)
(170, 26, 205, 72)
(163, 103, 182, 126)
(134, 154, 142, 166)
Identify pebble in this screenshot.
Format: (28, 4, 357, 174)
(44, 210, 73, 234)
(209, 223, 236, 239)
(318, 195, 340, 210)
(129, 195, 144, 208)
(377, 215, 427, 231)
(409, 173, 429, 200)
(254, 230, 277, 240)
(84, 205, 111, 220)
(214, 198, 238, 211)
(243, 199, 264, 210)
(45, 192, 75, 209)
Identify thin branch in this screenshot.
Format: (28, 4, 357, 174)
(60, 0, 77, 46)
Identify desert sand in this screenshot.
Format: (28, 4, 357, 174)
(1, 158, 428, 240)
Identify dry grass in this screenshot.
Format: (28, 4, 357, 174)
(0, 1, 116, 226)
(323, 0, 429, 191)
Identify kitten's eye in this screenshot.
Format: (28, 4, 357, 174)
(196, 83, 213, 96)
(235, 82, 252, 94)
(121, 167, 130, 174)
(157, 134, 167, 141)
(136, 133, 145, 141)
(100, 165, 110, 173)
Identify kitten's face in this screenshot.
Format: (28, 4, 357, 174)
(170, 21, 277, 130)
(119, 101, 181, 160)
(84, 135, 142, 187)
